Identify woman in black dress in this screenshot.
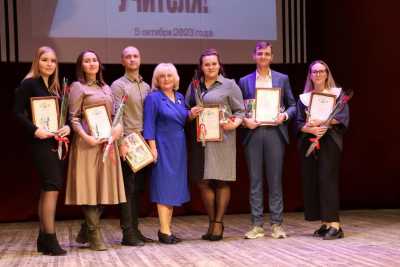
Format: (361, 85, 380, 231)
(296, 60, 349, 240)
(14, 46, 70, 255)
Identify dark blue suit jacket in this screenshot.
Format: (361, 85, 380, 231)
(238, 70, 296, 145)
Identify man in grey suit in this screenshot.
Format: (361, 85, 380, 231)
(239, 42, 296, 239)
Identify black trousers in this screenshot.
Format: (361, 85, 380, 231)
(299, 135, 342, 222)
(119, 160, 146, 232)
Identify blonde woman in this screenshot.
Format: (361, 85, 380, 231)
(296, 60, 350, 240)
(143, 63, 191, 244)
(14, 46, 70, 255)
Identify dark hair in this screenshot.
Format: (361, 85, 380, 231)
(195, 48, 225, 80)
(75, 49, 105, 86)
(253, 41, 273, 54)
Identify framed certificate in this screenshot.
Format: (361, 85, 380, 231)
(196, 104, 223, 142)
(30, 96, 59, 133)
(309, 92, 336, 122)
(124, 132, 154, 173)
(255, 87, 282, 125)
(83, 103, 112, 139)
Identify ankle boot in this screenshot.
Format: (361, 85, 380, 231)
(37, 230, 45, 252)
(83, 206, 107, 251)
(121, 229, 145, 246)
(76, 222, 89, 244)
(41, 233, 67, 256)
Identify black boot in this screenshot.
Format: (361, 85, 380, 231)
(122, 229, 145, 246)
(41, 233, 67, 256)
(75, 222, 88, 244)
(37, 230, 45, 252)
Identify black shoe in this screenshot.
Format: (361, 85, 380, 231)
(40, 233, 67, 256)
(121, 230, 145, 246)
(201, 221, 213, 240)
(323, 227, 344, 240)
(313, 224, 329, 237)
(37, 231, 45, 252)
(158, 231, 180, 245)
(209, 221, 224, 241)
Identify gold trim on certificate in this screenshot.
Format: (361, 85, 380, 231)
(30, 96, 59, 133)
(83, 103, 112, 139)
(196, 104, 223, 142)
(124, 132, 154, 173)
(309, 92, 336, 122)
(255, 87, 282, 125)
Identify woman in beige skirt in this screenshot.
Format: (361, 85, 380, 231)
(65, 49, 126, 251)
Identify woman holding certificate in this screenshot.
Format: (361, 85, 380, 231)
(143, 63, 190, 244)
(14, 46, 69, 255)
(296, 60, 350, 240)
(185, 48, 245, 241)
(65, 50, 126, 250)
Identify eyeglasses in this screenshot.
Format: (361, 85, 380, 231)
(311, 69, 327, 75)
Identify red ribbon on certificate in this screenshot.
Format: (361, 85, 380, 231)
(309, 137, 320, 150)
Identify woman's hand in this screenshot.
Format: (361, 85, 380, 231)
(150, 147, 158, 162)
(84, 135, 108, 146)
(148, 140, 158, 162)
(34, 128, 55, 139)
(56, 125, 71, 137)
(243, 118, 261, 129)
(189, 106, 203, 119)
(308, 126, 328, 138)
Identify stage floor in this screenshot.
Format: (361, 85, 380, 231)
(0, 210, 399, 267)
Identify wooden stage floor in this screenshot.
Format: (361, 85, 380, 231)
(0, 210, 399, 267)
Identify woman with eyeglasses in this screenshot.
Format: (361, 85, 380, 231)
(295, 60, 350, 240)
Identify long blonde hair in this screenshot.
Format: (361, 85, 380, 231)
(303, 60, 336, 93)
(24, 46, 60, 96)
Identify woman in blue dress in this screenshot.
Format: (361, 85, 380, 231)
(144, 63, 200, 244)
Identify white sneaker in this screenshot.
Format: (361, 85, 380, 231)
(271, 224, 287, 239)
(244, 226, 265, 239)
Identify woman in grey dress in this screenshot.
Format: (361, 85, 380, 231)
(186, 48, 244, 241)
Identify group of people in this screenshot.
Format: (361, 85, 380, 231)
(14, 41, 350, 256)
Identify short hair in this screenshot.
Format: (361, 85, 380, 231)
(151, 63, 180, 91)
(24, 46, 60, 96)
(253, 41, 273, 54)
(75, 49, 105, 86)
(303, 60, 337, 93)
(121, 46, 140, 58)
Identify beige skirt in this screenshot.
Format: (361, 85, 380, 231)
(65, 135, 126, 205)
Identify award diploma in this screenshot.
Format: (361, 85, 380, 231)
(255, 88, 282, 125)
(30, 96, 59, 133)
(124, 132, 154, 173)
(83, 104, 112, 139)
(309, 92, 336, 122)
(196, 104, 223, 142)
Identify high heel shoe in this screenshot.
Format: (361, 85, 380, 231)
(201, 221, 214, 240)
(209, 221, 224, 241)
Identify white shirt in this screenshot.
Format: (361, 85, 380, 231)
(255, 69, 272, 88)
